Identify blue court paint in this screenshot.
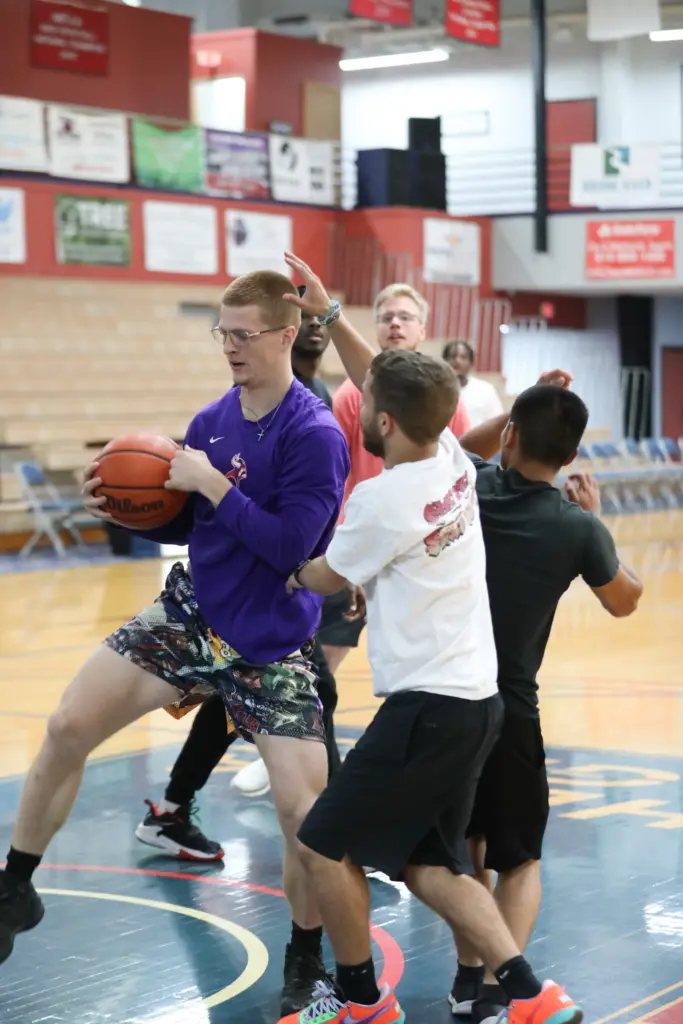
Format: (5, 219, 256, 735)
(0, 734, 681, 1023)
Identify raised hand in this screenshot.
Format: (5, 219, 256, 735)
(537, 369, 573, 389)
(283, 251, 333, 318)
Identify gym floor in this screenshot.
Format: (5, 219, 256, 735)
(0, 515, 681, 1024)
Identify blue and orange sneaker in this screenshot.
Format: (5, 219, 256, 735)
(500, 981, 582, 1024)
(277, 981, 405, 1024)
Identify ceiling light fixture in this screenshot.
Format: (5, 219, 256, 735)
(339, 48, 450, 72)
(649, 28, 683, 41)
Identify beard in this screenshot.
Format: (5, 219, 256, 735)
(362, 423, 385, 458)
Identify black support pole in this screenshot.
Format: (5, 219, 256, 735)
(531, 0, 548, 253)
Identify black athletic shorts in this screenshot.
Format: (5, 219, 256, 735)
(466, 713, 549, 872)
(298, 690, 503, 880)
(317, 590, 365, 649)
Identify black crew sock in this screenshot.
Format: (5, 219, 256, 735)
(457, 963, 485, 985)
(336, 957, 381, 1006)
(495, 956, 543, 1001)
(5, 847, 42, 885)
(478, 982, 508, 1006)
(290, 921, 323, 957)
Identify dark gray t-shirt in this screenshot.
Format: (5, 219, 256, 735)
(469, 454, 619, 717)
(294, 369, 332, 410)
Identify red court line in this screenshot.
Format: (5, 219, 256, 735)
(38, 862, 405, 990)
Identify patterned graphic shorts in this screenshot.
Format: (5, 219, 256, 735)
(105, 562, 324, 743)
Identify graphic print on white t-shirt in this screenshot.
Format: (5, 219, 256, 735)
(423, 468, 477, 558)
(325, 430, 498, 702)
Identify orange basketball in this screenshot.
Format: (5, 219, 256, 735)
(95, 431, 188, 529)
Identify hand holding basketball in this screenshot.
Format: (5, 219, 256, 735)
(82, 461, 126, 527)
(166, 446, 216, 493)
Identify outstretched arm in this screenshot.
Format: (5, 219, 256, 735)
(283, 251, 375, 390)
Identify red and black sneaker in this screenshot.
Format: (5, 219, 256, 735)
(134, 799, 224, 861)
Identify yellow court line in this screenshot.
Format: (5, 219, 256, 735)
(628, 993, 683, 1024)
(38, 887, 269, 1008)
(592, 981, 683, 1024)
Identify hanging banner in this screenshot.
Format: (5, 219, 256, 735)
(226, 210, 292, 278)
(423, 217, 481, 286)
(445, 0, 500, 46)
(571, 144, 662, 209)
(30, 0, 109, 75)
(348, 0, 412, 26)
(47, 105, 129, 182)
(204, 130, 269, 199)
(0, 188, 26, 264)
(143, 201, 218, 275)
(0, 96, 48, 172)
(585, 219, 675, 280)
(54, 194, 130, 266)
(269, 136, 336, 206)
(131, 121, 205, 192)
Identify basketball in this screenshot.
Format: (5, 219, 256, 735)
(95, 431, 188, 529)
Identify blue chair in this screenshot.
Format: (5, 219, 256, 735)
(15, 462, 86, 558)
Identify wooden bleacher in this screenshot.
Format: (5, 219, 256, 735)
(0, 277, 512, 539)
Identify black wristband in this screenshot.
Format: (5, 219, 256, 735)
(293, 560, 310, 587)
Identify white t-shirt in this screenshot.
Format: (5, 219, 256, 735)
(459, 375, 504, 428)
(325, 430, 498, 701)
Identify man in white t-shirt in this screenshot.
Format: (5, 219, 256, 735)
(444, 340, 504, 427)
(276, 253, 582, 1024)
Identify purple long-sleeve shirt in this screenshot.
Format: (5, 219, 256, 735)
(139, 379, 349, 662)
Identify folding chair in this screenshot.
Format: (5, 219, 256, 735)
(14, 462, 86, 558)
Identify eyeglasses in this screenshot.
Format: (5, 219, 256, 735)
(211, 325, 289, 347)
(376, 312, 420, 326)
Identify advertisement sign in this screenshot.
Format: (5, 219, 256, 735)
(571, 144, 661, 208)
(0, 96, 48, 173)
(143, 201, 218, 275)
(423, 217, 481, 286)
(0, 188, 26, 264)
(226, 210, 292, 278)
(445, 0, 500, 47)
(204, 130, 270, 199)
(348, 0, 412, 25)
(47, 105, 129, 182)
(131, 121, 205, 192)
(585, 219, 675, 280)
(269, 136, 335, 206)
(30, 0, 108, 75)
(55, 195, 130, 266)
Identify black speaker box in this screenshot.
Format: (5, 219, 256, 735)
(356, 149, 410, 207)
(407, 151, 447, 210)
(408, 116, 442, 153)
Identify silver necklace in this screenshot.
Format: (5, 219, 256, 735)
(241, 394, 286, 441)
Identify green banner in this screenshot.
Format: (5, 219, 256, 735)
(54, 195, 131, 267)
(132, 120, 205, 192)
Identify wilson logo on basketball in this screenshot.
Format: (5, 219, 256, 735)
(104, 496, 166, 515)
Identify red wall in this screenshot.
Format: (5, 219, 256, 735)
(1, 178, 337, 285)
(191, 29, 342, 136)
(0, 0, 192, 120)
(502, 291, 587, 329)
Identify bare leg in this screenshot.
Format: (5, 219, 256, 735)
(298, 848, 372, 964)
(488, 860, 542, 974)
(321, 644, 351, 676)
(405, 865, 520, 974)
(13, 645, 181, 855)
(452, 836, 492, 968)
(255, 734, 328, 928)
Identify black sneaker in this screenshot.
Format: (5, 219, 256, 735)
(471, 986, 507, 1024)
(134, 799, 224, 861)
(0, 871, 45, 965)
(280, 943, 334, 1015)
(449, 973, 482, 1017)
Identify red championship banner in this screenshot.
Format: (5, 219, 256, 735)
(446, 0, 501, 47)
(349, 0, 412, 26)
(30, 0, 109, 75)
(585, 219, 675, 280)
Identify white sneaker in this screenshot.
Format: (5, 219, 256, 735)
(231, 757, 271, 797)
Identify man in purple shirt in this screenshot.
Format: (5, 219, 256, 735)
(0, 270, 350, 1016)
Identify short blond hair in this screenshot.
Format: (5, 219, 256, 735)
(222, 271, 301, 329)
(373, 283, 430, 325)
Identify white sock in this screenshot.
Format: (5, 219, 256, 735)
(159, 798, 181, 814)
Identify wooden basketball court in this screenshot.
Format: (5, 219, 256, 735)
(0, 513, 681, 1023)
